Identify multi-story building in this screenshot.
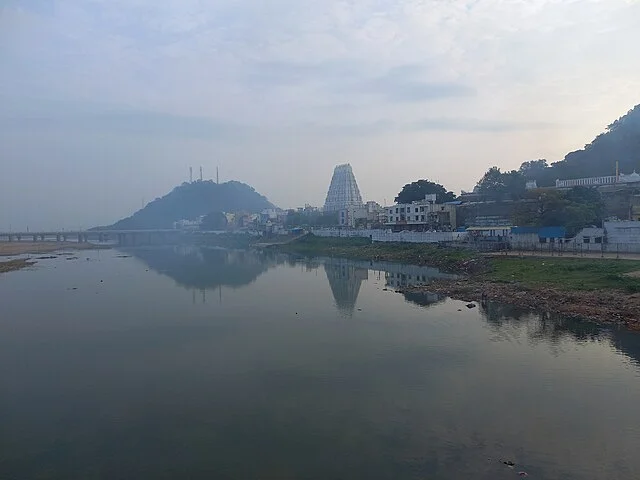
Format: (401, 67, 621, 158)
(385, 197, 457, 231)
(338, 201, 384, 228)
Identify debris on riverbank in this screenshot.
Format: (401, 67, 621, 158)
(0, 258, 36, 274)
(402, 279, 640, 329)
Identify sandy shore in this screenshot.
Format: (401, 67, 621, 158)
(402, 279, 640, 330)
(0, 242, 109, 257)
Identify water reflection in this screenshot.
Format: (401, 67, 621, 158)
(381, 264, 457, 289)
(126, 247, 640, 368)
(1, 248, 640, 480)
(480, 301, 640, 367)
(320, 257, 456, 314)
(128, 246, 283, 290)
(401, 290, 445, 308)
(130, 248, 457, 314)
(323, 260, 368, 315)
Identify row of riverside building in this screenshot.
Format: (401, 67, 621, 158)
(318, 163, 640, 252)
(323, 164, 458, 231)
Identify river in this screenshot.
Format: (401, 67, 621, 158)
(1, 246, 639, 479)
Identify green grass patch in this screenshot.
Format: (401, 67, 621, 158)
(485, 256, 640, 292)
(276, 235, 478, 271)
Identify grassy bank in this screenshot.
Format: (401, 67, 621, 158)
(485, 256, 640, 293)
(274, 235, 482, 273)
(276, 235, 640, 293)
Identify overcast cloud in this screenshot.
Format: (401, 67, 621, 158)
(1, 0, 639, 229)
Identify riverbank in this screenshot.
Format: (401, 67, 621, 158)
(276, 235, 640, 327)
(272, 235, 488, 274)
(0, 258, 36, 273)
(407, 279, 640, 329)
(0, 242, 110, 257)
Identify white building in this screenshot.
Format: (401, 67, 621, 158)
(385, 197, 457, 230)
(338, 201, 384, 228)
(604, 220, 640, 245)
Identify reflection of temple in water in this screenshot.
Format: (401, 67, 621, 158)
(324, 260, 368, 315)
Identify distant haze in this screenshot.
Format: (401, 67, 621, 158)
(1, 0, 639, 230)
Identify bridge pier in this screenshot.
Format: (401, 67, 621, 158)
(98, 233, 105, 243)
(33, 235, 38, 242)
(56, 234, 61, 242)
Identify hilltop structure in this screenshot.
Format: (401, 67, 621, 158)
(323, 164, 363, 212)
(555, 170, 640, 188)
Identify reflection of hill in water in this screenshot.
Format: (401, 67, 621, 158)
(480, 302, 640, 367)
(323, 260, 368, 315)
(129, 246, 280, 290)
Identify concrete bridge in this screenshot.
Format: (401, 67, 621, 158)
(0, 229, 183, 246)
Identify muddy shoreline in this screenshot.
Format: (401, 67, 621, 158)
(0, 258, 36, 274)
(0, 242, 110, 257)
(402, 279, 640, 330)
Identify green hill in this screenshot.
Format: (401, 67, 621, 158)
(103, 180, 274, 230)
(521, 104, 640, 186)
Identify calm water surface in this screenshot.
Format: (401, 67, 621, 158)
(1, 246, 640, 480)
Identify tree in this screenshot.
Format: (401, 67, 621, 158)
(395, 179, 456, 204)
(518, 159, 548, 178)
(476, 167, 526, 200)
(547, 104, 640, 181)
(200, 211, 228, 231)
(512, 187, 604, 235)
(285, 211, 338, 227)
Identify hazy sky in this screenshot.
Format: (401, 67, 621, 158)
(1, 0, 639, 230)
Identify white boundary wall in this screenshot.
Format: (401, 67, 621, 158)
(310, 228, 467, 243)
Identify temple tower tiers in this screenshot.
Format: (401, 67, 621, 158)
(323, 164, 363, 212)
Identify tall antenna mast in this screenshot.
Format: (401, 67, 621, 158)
(199, 166, 203, 182)
(216, 166, 219, 184)
(189, 166, 193, 183)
